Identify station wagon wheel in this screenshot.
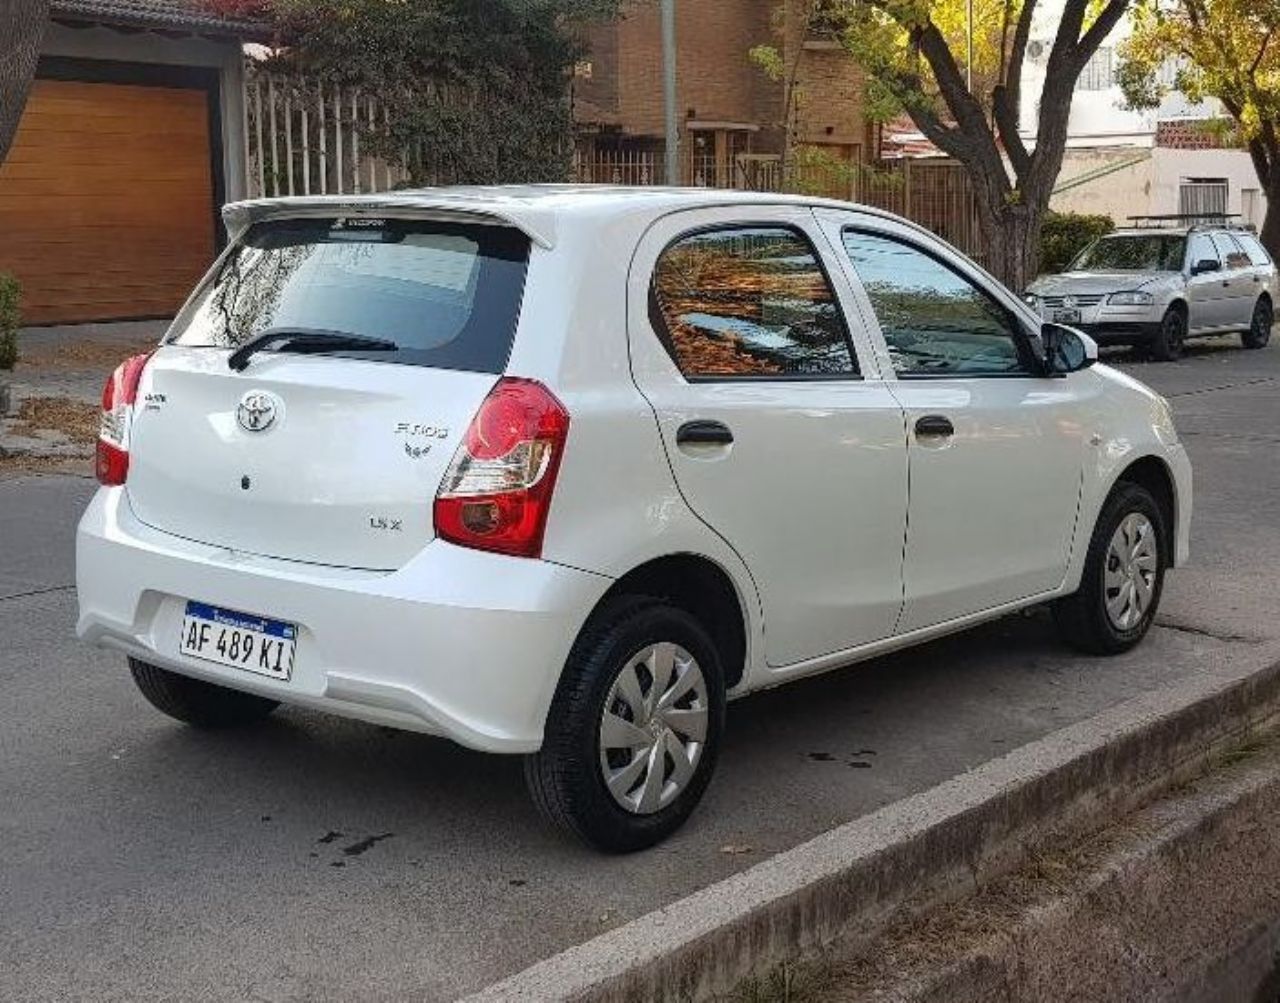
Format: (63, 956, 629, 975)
(525, 597, 725, 852)
(1243, 297, 1273, 349)
(1053, 481, 1167, 655)
(1150, 306, 1186, 362)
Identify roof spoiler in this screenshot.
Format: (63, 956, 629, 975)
(222, 196, 557, 249)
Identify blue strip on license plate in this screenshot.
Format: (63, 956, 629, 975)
(184, 601, 296, 641)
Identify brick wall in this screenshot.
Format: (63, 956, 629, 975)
(576, 0, 866, 158)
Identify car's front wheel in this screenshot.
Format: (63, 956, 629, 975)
(1242, 296, 1273, 349)
(129, 658, 280, 728)
(1149, 306, 1186, 362)
(1053, 481, 1167, 654)
(525, 597, 725, 852)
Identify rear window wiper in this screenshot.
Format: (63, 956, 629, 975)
(228, 328, 399, 372)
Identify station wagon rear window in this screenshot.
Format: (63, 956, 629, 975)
(167, 217, 530, 373)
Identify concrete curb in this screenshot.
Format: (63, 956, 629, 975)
(466, 640, 1280, 1003)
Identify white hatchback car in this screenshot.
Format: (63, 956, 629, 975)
(77, 186, 1192, 851)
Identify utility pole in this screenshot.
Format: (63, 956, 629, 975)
(661, 0, 679, 185)
(966, 0, 974, 90)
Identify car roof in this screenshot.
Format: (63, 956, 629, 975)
(222, 184, 912, 251)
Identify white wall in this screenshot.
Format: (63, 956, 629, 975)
(40, 22, 247, 203)
(1150, 147, 1266, 228)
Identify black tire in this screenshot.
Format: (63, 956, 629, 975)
(1053, 481, 1167, 655)
(1242, 296, 1273, 349)
(525, 597, 726, 853)
(129, 657, 280, 728)
(1149, 305, 1186, 362)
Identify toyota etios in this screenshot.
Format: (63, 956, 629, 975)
(77, 187, 1192, 851)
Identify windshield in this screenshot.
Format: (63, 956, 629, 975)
(1070, 234, 1186, 272)
(167, 217, 530, 373)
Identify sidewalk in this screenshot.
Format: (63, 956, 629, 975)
(0, 321, 167, 475)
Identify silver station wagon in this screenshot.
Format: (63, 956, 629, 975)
(1025, 216, 1276, 360)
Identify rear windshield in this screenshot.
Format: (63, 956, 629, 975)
(1070, 234, 1186, 272)
(167, 217, 530, 373)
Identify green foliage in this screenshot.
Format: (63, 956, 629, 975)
(253, 0, 620, 185)
(1040, 211, 1115, 273)
(0, 271, 20, 370)
(1119, 0, 1280, 142)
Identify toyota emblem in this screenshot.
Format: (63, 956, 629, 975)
(236, 390, 281, 433)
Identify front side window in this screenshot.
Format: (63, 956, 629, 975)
(1186, 233, 1220, 271)
(841, 230, 1030, 377)
(168, 217, 530, 373)
(651, 226, 857, 378)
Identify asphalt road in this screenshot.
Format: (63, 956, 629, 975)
(2, 340, 1278, 1001)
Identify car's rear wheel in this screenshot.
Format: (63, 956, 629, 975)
(1149, 306, 1186, 362)
(129, 658, 280, 728)
(1242, 297, 1273, 349)
(1053, 481, 1167, 655)
(525, 597, 725, 852)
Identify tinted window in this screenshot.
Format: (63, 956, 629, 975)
(1235, 231, 1272, 266)
(1211, 232, 1252, 269)
(651, 227, 856, 378)
(841, 230, 1030, 377)
(1072, 234, 1185, 271)
(168, 217, 530, 373)
(1187, 233, 1219, 270)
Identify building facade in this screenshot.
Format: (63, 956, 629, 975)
(572, 0, 871, 190)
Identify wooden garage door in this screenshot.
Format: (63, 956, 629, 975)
(0, 78, 216, 325)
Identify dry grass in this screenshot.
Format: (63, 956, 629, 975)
(0, 454, 91, 479)
(18, 339, 156, 372)
(10, 396, 100, 446)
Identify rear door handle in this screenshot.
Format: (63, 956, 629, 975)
(914, 415, 954, 438)
(676, 420, 734, 445)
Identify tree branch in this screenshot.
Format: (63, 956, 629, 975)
(992, 0, 1038, 183)
(1075, 0, 1131, 65)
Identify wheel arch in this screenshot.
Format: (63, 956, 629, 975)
(1112, 454, 1178, 559)
(583, 553, 751, 691)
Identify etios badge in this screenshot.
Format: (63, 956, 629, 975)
(236, 391, 281, 433)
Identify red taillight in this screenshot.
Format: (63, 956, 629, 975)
(96, 353, 152, 486)
(434, 378, 570, 559)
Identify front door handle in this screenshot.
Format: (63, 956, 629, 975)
(915, 415, 955, 438)
(677, 420, 734, 445)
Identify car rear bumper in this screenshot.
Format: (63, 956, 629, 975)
(75, 488, 611, 753)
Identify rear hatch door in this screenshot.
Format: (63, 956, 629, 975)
(125, 213, 529, 570)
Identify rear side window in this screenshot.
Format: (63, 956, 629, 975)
(168, 217, 530, 373)
(1234, 231, 1272, 266)
(650, 226, 858, 378)
(1211, 233, 1251, 269)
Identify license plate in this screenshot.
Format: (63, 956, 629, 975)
(180, 601, 297, 680)
(1054, 309, 1081, 323)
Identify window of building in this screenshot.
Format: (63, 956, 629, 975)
(1179, 179, 1229, 220)
(650, 227, 857, 378)
(841, 230, 1031, 377)
(1078, 47, 1115, 91)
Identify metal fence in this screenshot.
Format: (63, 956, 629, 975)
(571, 144, 984, 262)
(243, 66, 409, 199)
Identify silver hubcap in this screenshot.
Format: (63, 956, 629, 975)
(598, 642, 709, 815)
(1104, 512, 1159, 631)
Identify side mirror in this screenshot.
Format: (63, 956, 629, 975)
(1191, 258, 1221, 275)
(1042, 322, 1098, 375)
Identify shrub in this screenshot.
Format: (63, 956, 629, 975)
(0, 272, 20, 371)
(1040, 211, 1115, 274)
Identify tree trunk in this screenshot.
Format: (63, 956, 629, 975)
(974, 197, 1045, 293)
(0, 0, 51, 164)
(1259, 182, 1280, 264)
